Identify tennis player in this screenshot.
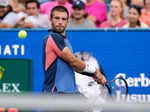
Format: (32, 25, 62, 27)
(42, 6, 106, 94)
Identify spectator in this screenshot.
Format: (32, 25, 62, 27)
(123, 5, 148, 28)
(85, 0, 107, 28)
(14, 0, 50, 28)
(122, 0, 130, 18)
(0, 0, 18, 28)
(67, 0, 95, 29)
(40, 0, 72, 18)
(100, 0, 127, 28)
(9, 0, 25, 13)
(140, 0, 150, 27)
(130, 0, 144, 8)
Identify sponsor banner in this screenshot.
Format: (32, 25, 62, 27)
(0, 59, 31, 93)
(0, 29, 150, 102)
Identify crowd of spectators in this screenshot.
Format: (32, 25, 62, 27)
(0, 0, 149, 29)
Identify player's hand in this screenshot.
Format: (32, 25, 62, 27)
(94, 69, 107, 85)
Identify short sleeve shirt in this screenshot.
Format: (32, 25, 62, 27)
(43, 31, 79, 93)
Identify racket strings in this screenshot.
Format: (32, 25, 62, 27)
(111, 78, 128, 99)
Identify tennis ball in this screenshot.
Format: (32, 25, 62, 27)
(18, 30, 27, 39)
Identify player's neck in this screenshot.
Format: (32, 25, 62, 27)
(61, 31, 66, 37)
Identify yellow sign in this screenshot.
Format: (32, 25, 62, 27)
(0, 66, 5, 80)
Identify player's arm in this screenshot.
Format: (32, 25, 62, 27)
(61, 47, 95, 73)
(49, 35, 106, 84)
(60, 47, 106, 84)
(61, 47, 107, 84)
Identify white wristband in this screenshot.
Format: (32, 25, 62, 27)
(83, 62, 96, 73)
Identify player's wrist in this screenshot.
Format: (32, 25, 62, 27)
(83, 62, 96, 74)
(93, 74, 97, 80)
(93, 69, 99, 80)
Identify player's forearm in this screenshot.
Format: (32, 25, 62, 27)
(61, 47, 97, 73)
(61, 47, 85, 71)
(71, 58, 85, 72)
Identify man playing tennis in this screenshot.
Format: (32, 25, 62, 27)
(42, 6, 106, 94)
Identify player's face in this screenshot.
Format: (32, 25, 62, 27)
(51, 11, 69, 34)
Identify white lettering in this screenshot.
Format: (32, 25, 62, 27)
(115, 73, 126, 86)
(147, 95, 150, 103)
(21, 45, 24, 55)
(115, 73, 150, 87)
(0, 44, 25, 56)
(4, 45, 11, 55)
(130, 94, 137, 102)
(2, 83, 11, 92)
(141, 73, 149, 87)
(126, 77, 134, 87)
(0, 83, 21, 93)
(12, 45, 19, 55)
(134, 77, 141, 87)
(12, 83, 20, 93)
(117, 92, 150, 103)
(0, 45, 1, 55)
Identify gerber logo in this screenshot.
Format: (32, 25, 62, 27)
(0, 66, 5, 80)
(115, 73, 150, 87)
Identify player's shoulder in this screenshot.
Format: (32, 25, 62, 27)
(43, 35, 49, 44)
(49, 31, 65, 43)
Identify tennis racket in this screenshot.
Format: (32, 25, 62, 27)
(74, 52, 128, 100)
(99, 77, 128, 100)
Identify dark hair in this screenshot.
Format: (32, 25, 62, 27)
(7, 5, 13, 12)
(50, 6, 69, 19)
(126, 0, 131, 6)
(129, 5, 142, 15)
(144, 0, 146, 5)
(1, 5, 12, 19)
(25, 0, 40, 9)
(129, 5, 142, 26)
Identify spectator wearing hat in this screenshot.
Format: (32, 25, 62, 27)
(0, 0, 18, 28)
(40, 0, 72, 18)
(67, 0, 95, 29)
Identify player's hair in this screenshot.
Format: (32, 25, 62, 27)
(25, 0, 40, 9)
(50, 6, 69, 19)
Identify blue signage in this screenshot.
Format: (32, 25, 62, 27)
(0, 29, 150, 102)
